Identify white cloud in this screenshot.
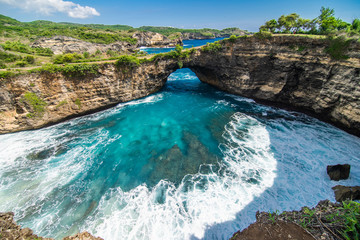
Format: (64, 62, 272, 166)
(0, 0, 100, 19)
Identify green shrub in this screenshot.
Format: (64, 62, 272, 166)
(168, 32, 182, 40)
(0, 41, 53, 56)
(0, 61, 6, 69)
(115, 55, 140, 69)
(106, 49, 118, 57)
(23, 91, 47, 118)
(74, 98, 81, 108)
(202, 42, 222, 53)
(228, 35, 238, 43)
(24, 55, 35, 64)
(0, 51, 22, 63)
(1, 41, 30, 53)
(0, 71, 14, 79)
(32, 63, 100, 77)
(33, 47, 53, 56)
(254, 31, 273, 39)
(61, 64, 100, 77)
(338, 201, 360, 240)
(83, 52, 90, 58)
(32, 63, 62, 74)
(325, 36, 351, 60)
(53, 53, 83, 64)
(15, 61, 27, 67)
(177, 61, 183, 69)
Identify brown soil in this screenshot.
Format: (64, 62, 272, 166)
(231, 221, 315, 240)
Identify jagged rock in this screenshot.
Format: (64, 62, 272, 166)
(0, 212, 53, 240)
(332, 185, 360, 202)
(31, 36, 135, 55)
(132, 31, 182, 47)
(63, 231, 103, 240)
(181, 32, 215, 40)
(327, 164, 350, 181)
(0, 212, 102, 240)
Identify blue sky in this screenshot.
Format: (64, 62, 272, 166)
(0, 0, 359, 31)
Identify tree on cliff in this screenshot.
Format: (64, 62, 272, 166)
(277, 13, 300, 32)
(352, 19, 360, 32)
(259, 7, 360, 36)
(260, 19, 277, 33)
(317, 7, 338, 33)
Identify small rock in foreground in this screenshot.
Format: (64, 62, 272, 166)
(332, 185, 360, 202)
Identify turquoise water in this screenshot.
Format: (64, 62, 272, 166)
(0, 68, 360, 240)
(140, 38, 224, 54)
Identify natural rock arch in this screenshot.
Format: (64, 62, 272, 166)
(0, 35, 359, 136)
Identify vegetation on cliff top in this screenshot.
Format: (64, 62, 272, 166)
(30, 63, 100, 78)
(0, 14, 246, 47)
(257, 7, 359, 60)
(137, 26, 248, 38)
(0, 14, 137, 45)
(259, 7, 360, 36)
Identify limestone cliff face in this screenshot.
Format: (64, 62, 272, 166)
(186, 35, 360, 135)
(0, 60, 177, 134)
(31, 36, 136, 55)
(132, 32, 182, 47)
(30, 32, 182, 55)
(1, 35, 360, 135)
(181, 32, 215, 40)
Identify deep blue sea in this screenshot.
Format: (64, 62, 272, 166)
(0, 40, 360, 240)
(140, 38, 224, 54)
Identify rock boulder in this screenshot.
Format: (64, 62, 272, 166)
(327, 164, 351, 181)
(332, 185, 360, 202)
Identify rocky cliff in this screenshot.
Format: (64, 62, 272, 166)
(31, 36, 136, 55)
(31, 32, 182, 55)
(0, 59, 177, 134)
(186, 35, 360, 136)
(132, 31, 182, 47)
(1, 35, 360, 136)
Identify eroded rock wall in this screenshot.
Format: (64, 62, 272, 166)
(31, 36, 136, 55)
(0, 60, 178, 134)
(1, 35, 360, 135)
(132, 32, 182, 47)
(186, 36, 360, 135)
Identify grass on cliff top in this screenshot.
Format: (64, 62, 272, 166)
(30, 63, 100, 77)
